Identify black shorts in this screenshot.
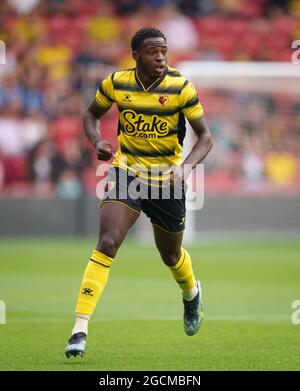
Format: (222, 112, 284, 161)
(101, 167, 186, 233)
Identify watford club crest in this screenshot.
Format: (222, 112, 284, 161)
(158, 96, 169, 106)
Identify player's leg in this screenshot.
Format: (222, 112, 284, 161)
(152, 224, 203, 336)
(75, 201, 139, 316)
(152, 225, 197, 296)
(143, 184, 197, 295)
(143, 178, 204, 336)
(65, 202, 139, 357)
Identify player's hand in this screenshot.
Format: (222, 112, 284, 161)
(95, 141, 115, 161)
(169, 165, 192, 187)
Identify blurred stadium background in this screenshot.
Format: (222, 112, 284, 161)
(1, 0, 300, 372)
(0, 0, 300, 239)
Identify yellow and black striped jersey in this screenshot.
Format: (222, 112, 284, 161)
(94, 66, 204, 182)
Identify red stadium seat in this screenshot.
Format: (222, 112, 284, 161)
(50, 116, 82, 152)
(3, 156, 28, 184)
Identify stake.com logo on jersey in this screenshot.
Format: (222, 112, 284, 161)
(95, 161, 204, 211)
(121, 109, 169, 139)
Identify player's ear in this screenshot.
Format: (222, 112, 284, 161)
(132, 51, 139, 62)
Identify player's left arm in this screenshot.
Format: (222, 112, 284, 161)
(170, 116, 212, 185)
(170, 80, 213, 184)
(182, 116, 213, 171)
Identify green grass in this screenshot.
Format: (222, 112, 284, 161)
(0, 238, 300, 371)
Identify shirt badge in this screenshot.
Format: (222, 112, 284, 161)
(158, 96, 169, 106)
(122, 93, 132, 102)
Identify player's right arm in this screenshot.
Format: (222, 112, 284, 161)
(83, 74, 115, 161)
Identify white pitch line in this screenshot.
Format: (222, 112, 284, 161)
(5, 315, 290, 323)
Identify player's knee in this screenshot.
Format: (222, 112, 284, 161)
(96, 235, 118, 258)
(161, 251, 181, 267)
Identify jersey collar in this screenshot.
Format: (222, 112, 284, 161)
(134, 67, 168, 92)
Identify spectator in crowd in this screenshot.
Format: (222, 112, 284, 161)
(0, 97, 23, 157)
(113, 0, 140, 15)
(28, 140, 54, 191)
(0, 149, 5, 190)
(51, 138, 92, 186)
(241, 138, 265, 191)
(158, 2, 199, 60)
(35, 35, 73, 81)
(7, 0, 41, 15)
(265, 145, 298, 186)
(22, 108, 47, 152)
(0, 0, 299, 195)
(56, 168, 83, 198)
(0, 74, 23, 114)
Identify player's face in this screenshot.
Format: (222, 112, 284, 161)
(135, 37, 168, 78)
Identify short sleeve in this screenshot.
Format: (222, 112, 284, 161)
(180, 81, 204, 121)
(95, 73, 115, 109)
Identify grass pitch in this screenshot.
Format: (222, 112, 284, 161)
(0, 238, 299, 371)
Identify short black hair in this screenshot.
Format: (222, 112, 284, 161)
(131, 27, 166, 51)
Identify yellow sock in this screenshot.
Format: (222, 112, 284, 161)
(75, 250, 113, 315)
(169, 248, 196, 292)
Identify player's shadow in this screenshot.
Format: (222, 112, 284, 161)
(58, 359, 93, 366)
